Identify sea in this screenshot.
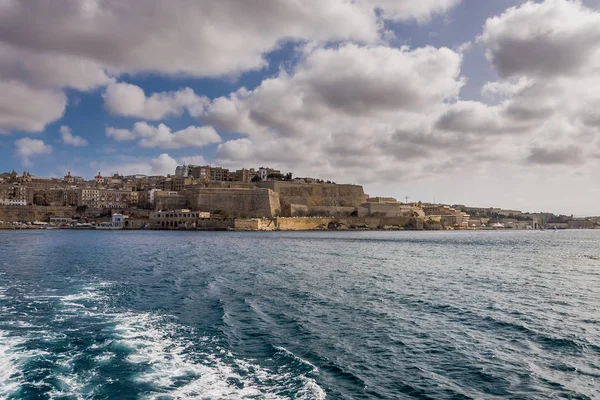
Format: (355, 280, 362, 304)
(0, 230, 599, 399)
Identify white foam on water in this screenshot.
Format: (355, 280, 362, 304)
(112, 313, 276, 399)
(0, 283, 111, 399)
(61, 291, 102, 303)
(111, 313, 328, 399)
(272, 346, 327, 400)
(274, 346, 320, 374)
(3, 320, 42, 329)
(46, 371, 89, 400)
(0, 329, 26, 396)
(0, 330, 57, 398)
(296, 377, 328, 400)
(2, 282, 328, 399)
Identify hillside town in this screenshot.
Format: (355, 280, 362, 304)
(0, 166, 597, 231)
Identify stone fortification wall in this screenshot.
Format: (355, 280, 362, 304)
(0, 205, 152, 222)
(259, 182, 366, 215)
(276, 218, 335, 231)
(275, 216, 422, 231)
(205, 182, 255, 189)
(305, 206, 358, 216)
(196, 219, 235, 230)
(234, 218, 276, 231)
(155, 194, 188, 210)
(184, 188, 280, 218)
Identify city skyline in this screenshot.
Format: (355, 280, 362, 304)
(1, 1, 600, 215)
(0, 165, 590, 218)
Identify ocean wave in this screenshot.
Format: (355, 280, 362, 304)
(273, 346, 320, 374)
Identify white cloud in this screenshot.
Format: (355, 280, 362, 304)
(59, 125, 88, 147)
(456, 41, 473, 54)
(359, 0, 462, 23)
(216, 139, 254, 163)
(0, 0, 462, 134)
(15, 137, 52, 166)
(0, 43, 112, 91)
(93, 153, 210, 177)
(471, 0, 600, 169)
(102, 82, 209, 120)
(190, 1, 600, 216)
(204, 44, 464, 139)
(179, 155, 207, 166)
(0, 80, 66, 133)
(106, 122, 222, 149)
(480, 0, 600, 78)
(527, 145, 583, 166)
(94, 154, 180, 177)
(105, 127, 136, 142)
(200, 43, 465, 180)
(0, 0, 459, 82)
(481, 77, 532, 99)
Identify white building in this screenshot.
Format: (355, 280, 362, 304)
(97, 214, 124, 230)
(0, 199, 27, 206)
(175, 164, 199, 178)
(175, 165, 189, 177)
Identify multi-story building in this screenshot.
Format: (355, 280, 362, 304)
(175, 165, 188, 177)
(234, 169, 250, 183)
(161, 177, 195, 192)
(210, 167, 230, 181)
(33, 188, 67, 206)
(188, 165, 231, 182)
(0, 184, 30, 206)
(139, 188, 161, 209)
(258, 167, 281, 181)
(78, 189, 138, 208)
(248, 168, 258, 182)
(175, 164, 199, 178)
(80, 189, 100, 207)
(423, 204, 470, 228)
(190, 165, 210, 182)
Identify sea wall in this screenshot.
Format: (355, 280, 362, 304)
(234, 218, 276, 231)
(275, 216, 422, 231)
(196, 219, 235, 230)
(0, 205, 152, 222)
(184, 188, 280, 218)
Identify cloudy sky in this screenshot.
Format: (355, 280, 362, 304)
(1, 0, 600, 215)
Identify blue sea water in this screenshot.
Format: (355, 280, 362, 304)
(0, 230, 599, 399)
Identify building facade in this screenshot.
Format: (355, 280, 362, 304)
(150, 209, 211, 229)
(0, 184, 31, 206)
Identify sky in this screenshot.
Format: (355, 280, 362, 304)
(1, 0, 600, 215)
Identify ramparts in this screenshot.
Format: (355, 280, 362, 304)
(184, 187, 280, 218)
(275, 216, 422, 231)
(258, 182, 366, 215)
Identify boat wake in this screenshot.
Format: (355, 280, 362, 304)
(0, 282, 327, 399)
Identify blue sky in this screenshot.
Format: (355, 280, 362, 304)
(2, 0, 600, 214)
